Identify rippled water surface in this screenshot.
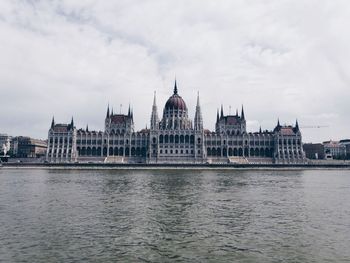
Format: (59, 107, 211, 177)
(1, 169, 350, 262)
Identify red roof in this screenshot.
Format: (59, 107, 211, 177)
(165, 94, 187, 110)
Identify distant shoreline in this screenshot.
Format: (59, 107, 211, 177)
(2, 162, 350, 170)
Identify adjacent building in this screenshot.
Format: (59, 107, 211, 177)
(303, 143, 325, 159)
(46, 81, 306, 164)
(13, 136, 48, 158)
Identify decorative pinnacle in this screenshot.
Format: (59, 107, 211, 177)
(174, 79, 178, 95)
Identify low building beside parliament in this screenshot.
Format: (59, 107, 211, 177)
(46, 81, 306, 164)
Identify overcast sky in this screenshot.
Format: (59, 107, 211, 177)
(0, 0, 349, 142)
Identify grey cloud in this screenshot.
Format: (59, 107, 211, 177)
(0, 0, 349, 142)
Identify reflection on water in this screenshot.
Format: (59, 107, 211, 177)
(0, 169, 350, 262)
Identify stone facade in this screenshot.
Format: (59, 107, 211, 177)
(46, 82, 306, 164)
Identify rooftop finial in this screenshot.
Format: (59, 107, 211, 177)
(153, 91, 157, 106)
(51, 116, 55, 128)
(174, 78, 178, 95)
(241, 105, 245, 120)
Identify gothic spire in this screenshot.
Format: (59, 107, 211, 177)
(111, 107, 114, 116)
(241, 105, 245, 120)
(70, 116, 74, 129)
(106, 104, 110, 118)
(220, 104, 224, 118)
(86, 124, 89, 132)
(51, 116, 55, 129)
(153, 91, 157, 106)
(216, 109, 219, 123)
(295, 119, 299, 131)
(277, 118, 281, 127)
(259, 126, 262, 133)
(174, 79, 178, 95)
(236, 108, 238, 116)
(194, 91, 203, 130)
(150, 91, 159, 130)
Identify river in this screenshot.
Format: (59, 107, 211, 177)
(0, 169, 349, 262)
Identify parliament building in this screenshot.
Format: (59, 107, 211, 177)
(46, 81, 306, 164)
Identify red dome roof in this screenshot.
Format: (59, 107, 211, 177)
(165, 94, 187, 110)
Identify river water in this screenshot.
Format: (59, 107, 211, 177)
(0, 169, 350, 262)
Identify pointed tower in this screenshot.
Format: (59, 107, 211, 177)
(259, 126, 262, 133)
(51, 116, 55, 129)
(150, 91, 159, 130)
(70, 117, 74, 130)
(241, 105, 245, 120)
(194, 92, 203, 130)
(174, 79, 178, 95)
(86, 124, 89, 132)
(128, 104, 131, 117)
(236, 108, 238, 116)
(295, 119, 299, 132)
(106, 104, 110, 118)
(220, 104, 224, 119)
(216, 109, 220, 123)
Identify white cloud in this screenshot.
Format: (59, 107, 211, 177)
(0, 0, 349, 142)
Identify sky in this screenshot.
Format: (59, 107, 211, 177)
(0, 0, 349, 142)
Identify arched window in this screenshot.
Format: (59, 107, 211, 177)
(180, 135, 184, 143)
(211, 147, 216, 156)
(238, 148, 243, 156)
(109, 147, 113, 156)
(119, 147, 123, 156)
(217, 148, 221, 157)
(125, 147, 130, 156)
(197, 138, 201, 144)
(228, 148, 233, 156)
(114, 147, 118, 156)
(185, 135, 189, 143)
(233, 148, 238, 156)
(207, 148, 211, 156)
(92, 147, 97, 156)
(255, 148, 259, 156)
(103, 147, 107, 156)
(141, 147, 147, 157)
(250, 148, 255, 156)
(190, 135, 194, 144)
(165, 135, 169, 143)
(175, 135, 179, 143)
(159, 135, 163, 143)
(131, 147, 136, 156)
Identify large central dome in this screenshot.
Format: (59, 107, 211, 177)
(164, 81, 187, 110)
(160, 80, 192, 130)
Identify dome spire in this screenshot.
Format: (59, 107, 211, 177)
(174, 78, 178, 95)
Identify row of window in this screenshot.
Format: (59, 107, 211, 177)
(278, 139, 301, 145)
(159, 149, 197, 155)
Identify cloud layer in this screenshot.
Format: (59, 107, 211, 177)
(0, 0, 349, 142)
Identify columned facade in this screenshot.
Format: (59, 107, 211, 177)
(46, 81, 306, 164)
